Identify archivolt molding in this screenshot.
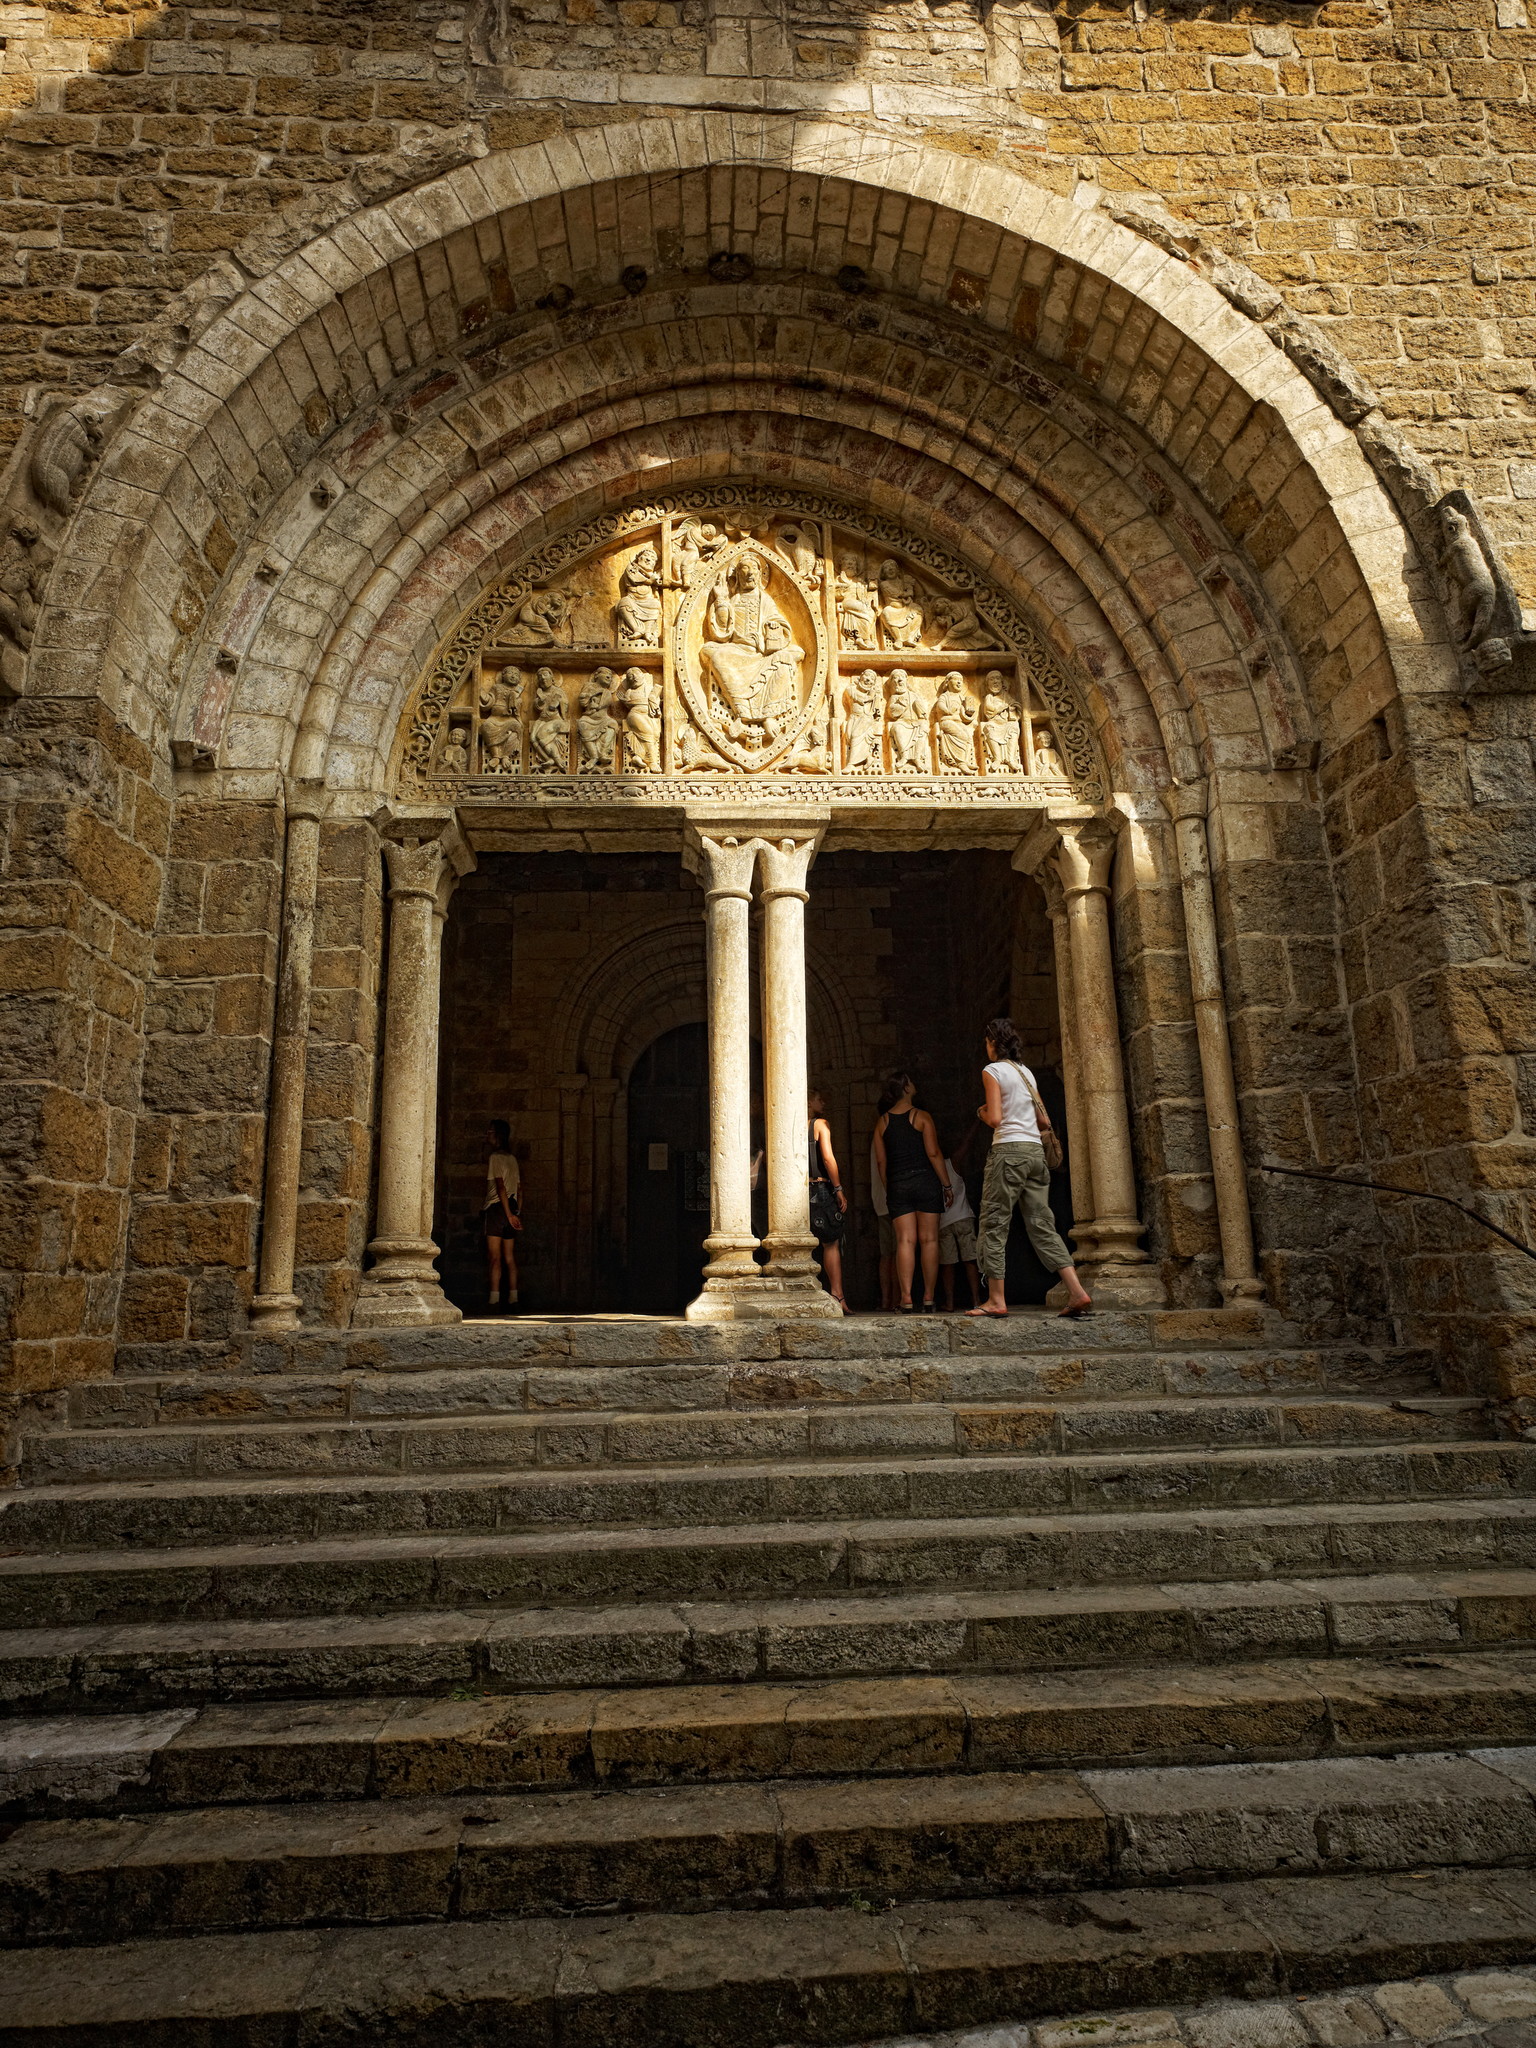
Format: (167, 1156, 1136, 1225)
(13, 118, 1457, 790)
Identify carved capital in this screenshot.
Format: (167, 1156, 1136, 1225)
(755, 828, 823, 903)
(378, 809, 474, 906)
(684, 827, 759, 903)
(1051, 817, 1119, 897)
(1160, 778, 1209, 824)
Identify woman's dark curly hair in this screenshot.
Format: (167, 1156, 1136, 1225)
(877, 1070, 915, 1115)
(985, 1016, 1024, 1061)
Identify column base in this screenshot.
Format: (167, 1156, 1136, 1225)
(1220, 1273, 1268, 1305)
(1082, 1261, 1167, 1308)
(351, 1237, 461, 1327)
(248, 1292, 302, 1332)
(351, 1279, 462, 1328)
(686, 1273, 844, 1320)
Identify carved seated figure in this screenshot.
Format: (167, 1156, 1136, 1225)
(577, 667, 618, 773)
(1032, 727, 1066, 780)
(615, 545, 662, 648)
(478, 674, 523, 772)
(887, 670, 930, 773)
(980, 671, 1023, 775)
(933, 671, 979, 774)
(529, 668, 569, 773)
(618, 665, 662, 772)
(699, 557, 804, 740)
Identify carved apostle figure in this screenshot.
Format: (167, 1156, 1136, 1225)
(478, 672, 524, 771)
(877, 560, 925, 650)
(930, 591, 993, 651)
(615, 544, 662, 648)
(618, 665, 662, 772)
(513, 588, 576, 647)
(980, 672, 1024, 774)
(1032, 727, 1066, 780)
(529, 667, 570, 773)
(887, 669, 931, 773)
(699, 555, 803, 735)
(836, 556, 878, 651)
(440, 728, 470, 776)
(577, 667, 619, 773)
(843, 666, 884, 773)
(933, 671, 979, 774)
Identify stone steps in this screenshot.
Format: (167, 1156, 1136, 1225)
(5, 1481, 1536, 1630)
(6, 1867, 1536, 2046)
(9, 1653, 1536, 1817)
(1, 1434, 1519, 1556)
(9, 1747, 1536, 1948)
(14, 1393, 1486, 1488)
(6, 1564, 1536, 1714)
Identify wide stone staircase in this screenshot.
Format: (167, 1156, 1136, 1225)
(5, 1308, 1536, 2043)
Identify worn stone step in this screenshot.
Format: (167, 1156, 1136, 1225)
(3, 1483, 1536, 1632)
(55, 1343, 1438, 1444)
(6, 1566, 1536, 1714)
(18, 1392, 1489, 1489)
(5, 1866, 1536, 2045)
(7, 1747, 1536, 1946)
(211, 1305, 1310, 1378)
(9, 1652, 1536, 1817)
(2, 1440, 1527, 1578)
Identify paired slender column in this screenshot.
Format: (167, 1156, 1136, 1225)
(1019, 812, 1162, 1307)
(1039, 865, 1097, 1267)
(683, 810, 837, 1321)
(758, 832, 821, 1284)
(249, 779, 327, 1330)
(352, 814, 473, 1328)
(1165, 781, 1264, 1303)
(686, 828, 761, 1317)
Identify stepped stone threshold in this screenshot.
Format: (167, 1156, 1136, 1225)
(6, 1308, 1536, 2044)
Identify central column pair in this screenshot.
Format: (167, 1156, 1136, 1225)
(684, 809, 840, 1322)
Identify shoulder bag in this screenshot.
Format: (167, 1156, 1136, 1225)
(1010, 1062, 1064, 1172)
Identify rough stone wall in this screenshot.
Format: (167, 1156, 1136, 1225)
(118, 796, 279, 1373)
(0, 691, 165, 1460)
(5, 0, 1536, 586)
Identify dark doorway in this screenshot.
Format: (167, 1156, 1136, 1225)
(625, 1023, 711, 1314)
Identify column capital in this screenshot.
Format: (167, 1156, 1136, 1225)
(283, 776, 330, 823)
(756, 826, 823, 903)
(378, 809, 474, 906)
(1161, 778, 1209, 824)
(1015, 812, 1123, 897)
(683, 826, 759, 901)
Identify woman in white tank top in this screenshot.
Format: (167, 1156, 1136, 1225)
(968, 1016, 1093, 1319)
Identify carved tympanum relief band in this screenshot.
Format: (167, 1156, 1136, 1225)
(395, 489, 1104, 804)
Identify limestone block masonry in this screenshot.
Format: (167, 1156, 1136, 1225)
(0, 2, 1534, 2032)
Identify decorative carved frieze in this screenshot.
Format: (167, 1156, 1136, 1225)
(399, 489, 1104, 802)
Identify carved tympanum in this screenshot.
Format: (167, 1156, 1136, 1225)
(400, 491, 1103, 799)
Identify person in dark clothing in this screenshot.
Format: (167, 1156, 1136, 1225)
(872, 1070, 948, 1311)
(807, 1087, 848, 1312)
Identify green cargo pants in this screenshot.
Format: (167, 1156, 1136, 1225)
(977, 1141, 1072, 1281)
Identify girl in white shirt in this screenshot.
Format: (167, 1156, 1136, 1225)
(483, 1118, 522, 1311)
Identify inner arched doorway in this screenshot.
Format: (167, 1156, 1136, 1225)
(625, 1023, 712, 1316)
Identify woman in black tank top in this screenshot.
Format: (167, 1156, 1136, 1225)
(873, 1070, 947, 1311)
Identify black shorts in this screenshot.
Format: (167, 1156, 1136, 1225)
(887, 1168, 945, 1220)
(483, 1202, 518, 1240)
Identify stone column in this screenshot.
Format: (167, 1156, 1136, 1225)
(1020, 812, 1163, 1307)
(1038, 864, 1097, 1266)
(758, 827, 839, 1314)
(352, 814, 473, 1327)
(684, 825, 762, 1320)
(250, 779, 327, 1330)
(1165, 781, 1265, 1303)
